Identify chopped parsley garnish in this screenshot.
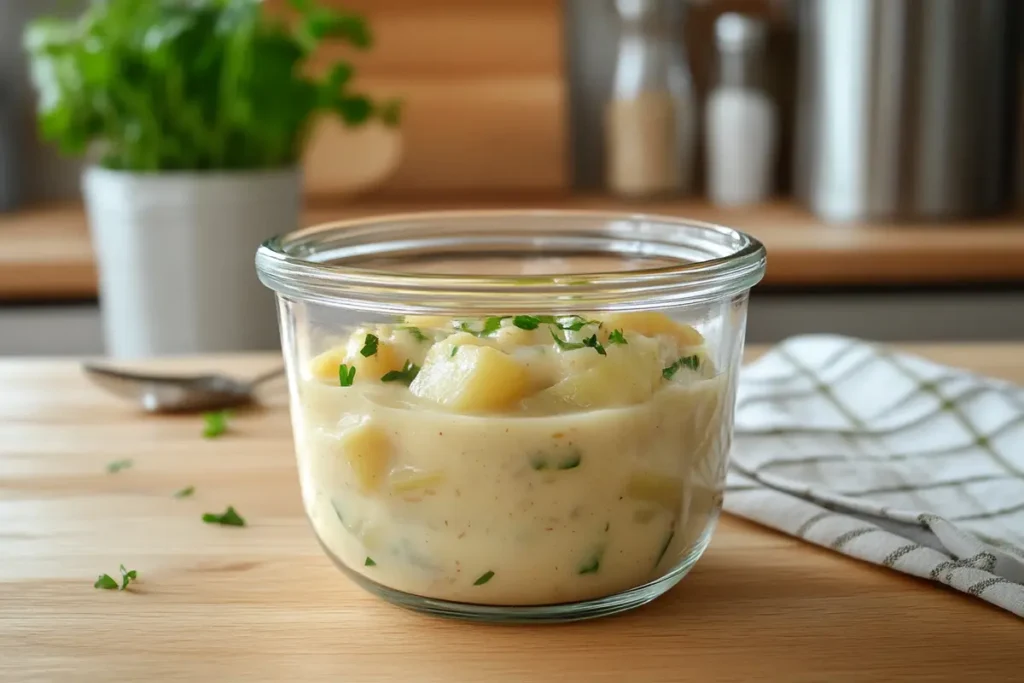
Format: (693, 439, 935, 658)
(473, 570, 495, 586)
(550, 329, 584, 351)
(398, 326, 429, 342)
(338, 363, 356, 387)
(578, 549, 603, 575)
(359, 333, 379, 357)
(449, 346, 459, 358)
(458, 316, 505, 337)
(530, 450, 582, 471)
(94, 564, 137, 591)
(202, 410, 230, 438)
(582, 334, 606, 356)
(608, 329, 627, 345)
(202, 506, 246, 527)
(173, 485, 195, 498)
(512, 314, 599, 332)
(381, 360, 420, 384)
(106, 459, 133, 474)
(512, 315, 541, 330)
(662, 354, 701, 380)
(364, 557, 376, 567)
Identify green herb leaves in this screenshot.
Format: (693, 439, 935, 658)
(173, 486, 195, 499)
(338, 364, 356, 387)
(202, 411, 230, 438)
(95, 565, 137, 591)
(473, 570, 495, 586)
(398, 326, 429, 342)
(578, 550, 603, 575)
(530, 450, 582, 471)
(202, 506, 246, 527)
(449, 346, 459, 358)
(551, 329, 606, 355)
(458, 317, 505, 337)
(582, 334, 606, 356)
(106, 459, 133, 473)
(608, 329, 627, 345)
(24, 0, 399, 172)
(662, 355, 701, 380)
(364, 557, 376, 567)
(359, 333, 379, 357)
(512, 315, 541, 330)
(381, 360, 420, 385)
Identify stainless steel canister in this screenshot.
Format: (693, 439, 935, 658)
(793, 0, 1020, 221)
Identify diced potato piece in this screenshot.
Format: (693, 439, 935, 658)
(530, 338, 662, 409)
(599, 312, 704, 347)
(338, 421, 392, 492)
(389, 470, 444, 493)
(310, 345, 350, 382)
(493, 324, 539, 348)
(410, 343, 530, 413)
(625, 472, 684, 511)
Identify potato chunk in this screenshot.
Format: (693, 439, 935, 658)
(338, 421, 392, 492)
(599, 312, 704, 347)
(410, 343, 530, 413)
(529, 336, 662, 410)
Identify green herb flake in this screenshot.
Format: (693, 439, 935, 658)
(550, 329, 584, 351)
(608, 329, 628, 345)
(93, 574, 118, 590)
(557, 452, 582, 470)
(106, 459, 133, 474)
(582, 334, 606, 356)
(458, 316, 506, 337)
(399, 326, 429, 342)
(364, 557, 376, 567)
(512, 315, 541, 330)
(94, 564, 137, 591)
(473, 570, 495, 586)
(380, 359, 420, 384)
(359, 333, 379, 357)
(529, 454, 549, 471)
(662, 354, 701, 380)
(173, 485, 195, 498)
(338, 364, 357, 387)
(202, 506, 246, 527)
(202, 411, 230, 438)
(449, 346, 459, 358)
(578, 550, 603, 575)
(558, 316, 600, 332)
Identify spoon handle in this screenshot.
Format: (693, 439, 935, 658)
(248, 366, 287, 388)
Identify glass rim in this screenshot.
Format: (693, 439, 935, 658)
(255, 209, 767, 314)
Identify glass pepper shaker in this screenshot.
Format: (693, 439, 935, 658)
(604, 0, 697, 199)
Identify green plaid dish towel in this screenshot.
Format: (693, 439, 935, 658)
(726, 335, 1024, 618)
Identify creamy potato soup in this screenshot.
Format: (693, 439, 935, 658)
(293, 313, 730, 605)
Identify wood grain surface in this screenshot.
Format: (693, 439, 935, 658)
(2, 201, 1023, 302)
(1, 346, 1022, 682)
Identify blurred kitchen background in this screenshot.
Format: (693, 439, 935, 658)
(1, 0, 1023, 357)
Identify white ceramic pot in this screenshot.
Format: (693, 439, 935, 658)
(83, 167, 300, 358)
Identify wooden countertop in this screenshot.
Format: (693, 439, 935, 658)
(1, 345, 1021, 682)
(2, 200, 1023, 301)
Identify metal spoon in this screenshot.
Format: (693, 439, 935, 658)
(82, 363, 286, 413)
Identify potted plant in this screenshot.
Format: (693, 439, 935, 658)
(24, 0, 398, 358)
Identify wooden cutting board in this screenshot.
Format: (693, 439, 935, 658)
(1, 346, 1021, 682)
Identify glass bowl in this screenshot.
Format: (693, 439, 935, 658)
(255, 210, 766, 623)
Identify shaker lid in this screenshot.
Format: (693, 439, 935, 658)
(714, 12, 768, 52)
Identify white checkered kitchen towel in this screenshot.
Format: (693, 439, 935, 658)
(725, 335, 1024, 618)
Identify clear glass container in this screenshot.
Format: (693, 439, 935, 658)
(255, 210, 766, 623)
(605, 0, 697, 198)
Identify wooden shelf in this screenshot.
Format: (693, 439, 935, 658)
(2, 199, 1023, 302)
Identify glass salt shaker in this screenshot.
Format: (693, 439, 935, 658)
(605, 0, 697, 199)
(704, 13, 778, 207)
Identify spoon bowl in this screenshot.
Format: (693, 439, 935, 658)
(82, 364, 285, 413)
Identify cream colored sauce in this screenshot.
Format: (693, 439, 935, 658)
(293, 315, 730, 605)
